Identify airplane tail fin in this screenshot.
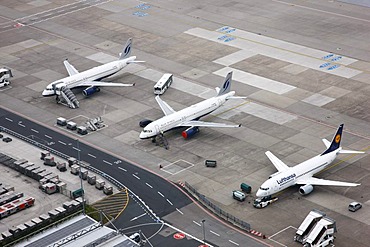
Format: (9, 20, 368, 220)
(217, 71, 233, 96)
(321, 124, 343, 155)
(119, 38, 132, 60)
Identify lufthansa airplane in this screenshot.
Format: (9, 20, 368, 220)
(42, 38, 142, 103)
(256, 124, 364, 197)
(139, 72, 244, 140)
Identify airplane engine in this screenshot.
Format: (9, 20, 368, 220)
(299, 184, 313, 195)
(182, 127, 199, 139)
(82, 86, 100, 97)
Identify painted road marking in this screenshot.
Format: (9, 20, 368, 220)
(157, 191, 164, 197)
(210, 230, 220, 236)
(18, 123, 25, 127)
(176, 208, 183, 215)
(166, 199, 173, 205)
(45, 134, 52, 139)
(72, 147, 80, 152)
(133, 174, 140, 180)
(5, 118, 13, 122)
(58, 141, 66, 145)
(31, 129, 39, 133)
(88, 153, 96, 158)
(130, 213, 146, 222)
(103, 160, 112, 166)
(192, 220, 201, 227)
(229, 240, 239, 246)
(145, 183, 153, 188)
(118, 167, 127, 172)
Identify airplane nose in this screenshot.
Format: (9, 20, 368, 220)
(256, 190, 263, 197)
(139, 132, 146, 139)
(42, 90, 48, 96)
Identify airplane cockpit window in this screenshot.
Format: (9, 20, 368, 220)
(259, 187, 269, 191)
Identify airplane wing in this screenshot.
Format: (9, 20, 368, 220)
(79, 81, 135, 87)
(296, 176, 360, 187)
(178, 120, 241, 128)
(265, 151, 290, 172)
(63, 60, 79, 76)
(322, 139, 331, 149)
(155, 96, 176, 116)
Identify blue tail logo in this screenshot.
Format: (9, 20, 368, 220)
(217, 71, 233, 96)
(321, 124, 343, 155)
(119, 38, 132, 60)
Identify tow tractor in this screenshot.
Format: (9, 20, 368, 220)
(253, 195, 278, 208)
(0, 67, 12, 87)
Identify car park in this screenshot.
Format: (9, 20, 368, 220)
(348, 202, 362, 212)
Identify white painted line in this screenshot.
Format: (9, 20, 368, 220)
(103, 160, 112, 166)
(210, 230, 220, 237)
(88, 153, 96, 158)
(130, 213, 146, 222)
(31, 128, 39, 133)
(45, 134, 52, 139)
(72, 147, 80, 152)
(58, 141, 66, 145)
(176, 208, 183, 215)
(145, 183, 153, 188)
(5, 118, 13, 122)
(269, 225, 297, 239)
(157, 191, 164, 197)
(229, 240, 239, 246)
(118, 167, 127, 172)
(166, 199, 173, 205)
(18, 123, 25, 127)
(132, 174, 140, 180)
(192, 220, 201, 227)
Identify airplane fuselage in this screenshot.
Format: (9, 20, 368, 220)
(140, 91, 235, 139)
(257, 150, 338, 197)
(42, 56, 136, 96)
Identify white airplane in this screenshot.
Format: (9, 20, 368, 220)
(139, 71, 244, 140)
(42, 38, 142, 104)
(256, 124, 364, 197)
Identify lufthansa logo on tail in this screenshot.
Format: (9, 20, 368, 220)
(335, 134, 341, 143)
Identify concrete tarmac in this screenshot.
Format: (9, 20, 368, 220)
(1, 0, 370, 246)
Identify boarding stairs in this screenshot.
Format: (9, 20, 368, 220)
(60, 86, 79, 109)
(154, 133, 169, 150)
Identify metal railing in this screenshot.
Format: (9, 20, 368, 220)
(184, 181, 251, 232)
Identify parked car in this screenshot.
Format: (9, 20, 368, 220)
(348, 202, 362, 212)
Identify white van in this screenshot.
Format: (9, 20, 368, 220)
(154, 73, 173, 95)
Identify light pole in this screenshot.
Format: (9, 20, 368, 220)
(201, 219, 206, 244)
(76, 139, 85, 215)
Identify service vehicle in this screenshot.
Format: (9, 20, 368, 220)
(348, 202, 362, 212)
(0, 67, 12, 87)
(253, 195, 278, 208)
(154, 73, 172, 95)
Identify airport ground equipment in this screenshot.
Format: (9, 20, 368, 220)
(0, 196, 35, 219)
(294, 209, 326, 243)
(253, 196, 278, 208)
(348, 201, 362, 212)
(95, 179, 105, 190)
(70, 164, 80, 175)
(58, 86, 80, 109)
(87, 174, 96, 185)
(0, 67, 12, 87)
(205, 160, 217, 167)
(68, 157, 78, 167)
(232, 190, 246, 201)
(56, 161, 67, 172)
(41, 183, 57, 194)
(56, 117, 67, 126)
(240, 183, 251, 193)
(77, 126, 88, 135)
(40, 150, 50, 160)
(103, 185, 113, 195)
(67, 121, 77, 130)
(43, 155, 56, 166)
(302, 217, 336, 247)
(154, 73, 173, 95)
